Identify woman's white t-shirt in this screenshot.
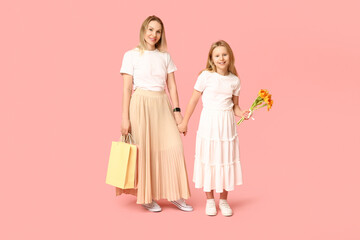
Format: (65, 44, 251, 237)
(194, 70, 241, 110)
(120, 48, 177, 91)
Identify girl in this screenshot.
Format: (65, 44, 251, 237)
(178, 40, 250, 216)
(119, 15, 192, 212)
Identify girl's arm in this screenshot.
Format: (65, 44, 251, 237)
(121, 74, 133, 135)
(166, 72, 183, 124)
(178, 90, 202, 135)
(233, 95, 250, 119)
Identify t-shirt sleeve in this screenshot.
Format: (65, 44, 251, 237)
(166, 53, 177, 73)
(233, 77, 241, 96)
(194, 71, 208, 92)
(120, 51, 134, 76)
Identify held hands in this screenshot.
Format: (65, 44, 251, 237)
(177, 121, 188, 136)
(174, 112, 187, 136)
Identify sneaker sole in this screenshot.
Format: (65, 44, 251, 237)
(221, 212, 233, 217)
(219, 208, 233, 216)
(142, 205, 162, 212)
(206, 211, 217, 216)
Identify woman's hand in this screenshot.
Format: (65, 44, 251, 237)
(121, 118, 131, 135)
(174, 112, 183, 125)
(177, 121, 188, 136)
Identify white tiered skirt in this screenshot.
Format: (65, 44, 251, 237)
(193, 107, 243, 193)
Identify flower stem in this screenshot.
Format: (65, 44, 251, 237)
(253, 104, 267, 110)
(237, 117, 245, 125)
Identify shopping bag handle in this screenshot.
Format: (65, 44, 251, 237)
(120, 133, 135, 144)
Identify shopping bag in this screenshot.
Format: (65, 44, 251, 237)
(106, 134, 137, 189)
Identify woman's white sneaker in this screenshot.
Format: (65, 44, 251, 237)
(171, 198, 193, 212)
(219, 199, 233, 216)
(205, 199, 217, 216)
(142, 200, 162, 212)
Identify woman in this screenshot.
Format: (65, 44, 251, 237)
(118, 15, 192, 212)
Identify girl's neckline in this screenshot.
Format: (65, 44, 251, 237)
(134, 47, 159, 52)
(144, 49, 159, 52)
(214, 71, 231, 77)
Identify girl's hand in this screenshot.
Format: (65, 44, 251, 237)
(174, 112, 183, 125)
(242, 110, 252, 120)
(177, 122, 187, 136)
(121, 118, 131, 135)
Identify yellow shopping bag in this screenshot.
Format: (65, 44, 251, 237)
(106, 134, 137, 189)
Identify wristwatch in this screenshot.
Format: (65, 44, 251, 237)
(173, 107, 181, 112)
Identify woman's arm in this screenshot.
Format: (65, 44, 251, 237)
(178, 90, 202, 135)
(166, 72, 183, 124)
(121, 74, 133, 135)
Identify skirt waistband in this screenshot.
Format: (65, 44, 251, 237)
(202, 106, 234, 111)
(133, 88, 166, 97)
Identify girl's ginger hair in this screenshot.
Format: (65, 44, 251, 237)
(137, 15, 167, 53)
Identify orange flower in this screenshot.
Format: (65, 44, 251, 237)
(267, 99, 273, 111)
(258, 89, 269, 99)
(264, 94, 271, 103)
(264, 94, 273, 111)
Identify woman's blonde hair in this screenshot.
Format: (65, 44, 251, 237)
(137, 15, 167, 52)
(203, 40, 238, 76)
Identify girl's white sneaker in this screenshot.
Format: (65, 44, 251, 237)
(205, 199, 217, 216)
(219, 199, 233, 216)
(142, 200, 162, 212)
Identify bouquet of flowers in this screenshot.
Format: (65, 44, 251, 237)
(237, 89, 273, 125)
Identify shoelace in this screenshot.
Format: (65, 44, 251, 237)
(144, 202, 155, 208)
(174, 198, 187, 206)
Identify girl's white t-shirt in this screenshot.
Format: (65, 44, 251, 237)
(194, 70, 241, 110)
(120, 48, 177, 91)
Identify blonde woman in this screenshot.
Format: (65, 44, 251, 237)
(178, 40, 251, 216)
(118, 15, 192, 212)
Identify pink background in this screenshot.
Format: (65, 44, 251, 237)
(2, 0, 360, 239)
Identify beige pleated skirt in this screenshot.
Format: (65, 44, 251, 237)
(116, 88, 191, 204)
